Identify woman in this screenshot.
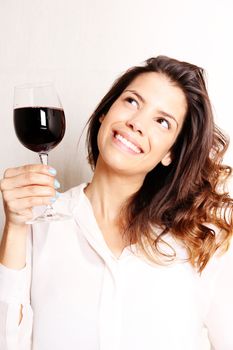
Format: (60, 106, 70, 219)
(0, 56, 232, 350)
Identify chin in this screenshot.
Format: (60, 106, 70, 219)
(97, 154, 145, 178)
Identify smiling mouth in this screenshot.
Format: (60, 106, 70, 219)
(113, 131, 143, 154)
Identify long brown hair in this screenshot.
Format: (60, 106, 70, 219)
(86, 55, 233, 272)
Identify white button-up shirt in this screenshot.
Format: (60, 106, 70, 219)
(0, 183, 233, 350)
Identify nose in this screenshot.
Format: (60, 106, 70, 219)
(126, 116, 145, 135)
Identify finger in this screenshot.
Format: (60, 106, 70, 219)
(7, 196, 56, 213)
(3, 185, 57, 202)
(0, 173, 58, 191)
(3, 164, 56, 179)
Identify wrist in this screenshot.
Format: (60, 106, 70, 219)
(3, 220, 29, 239)
(0, 222, 29, 269)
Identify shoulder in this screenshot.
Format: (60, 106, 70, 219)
(54, 182, 88, 213)
(199, 231, 233, 301)
(201, 235, 233, 346)
(32, 182, 88, 217)
(61, 182, 88, 199)
(153, 224, 233, 277)
(204, 223, 233, 271)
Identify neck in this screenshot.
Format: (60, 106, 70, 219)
(84, 159, 144, 223)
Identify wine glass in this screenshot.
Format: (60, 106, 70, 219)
(13, 82, 71, 224)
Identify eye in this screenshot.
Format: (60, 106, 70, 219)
(125, 97, 138, 108)
(157, 118, 170, 130)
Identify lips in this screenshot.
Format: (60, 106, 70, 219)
(113, 130, 144, 154)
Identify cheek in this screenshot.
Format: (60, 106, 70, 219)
(97, 126, 105, 151)
(104, 102, 131, 123)
(148, 133, 175, 157)
(97, 121, 113, 152)
(99, 111, 117, 129)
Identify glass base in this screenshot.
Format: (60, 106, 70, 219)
(26, 207, 72, 224)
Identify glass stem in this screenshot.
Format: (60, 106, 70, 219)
(39, 152, 48, 166)
(39, 153, 53, 211)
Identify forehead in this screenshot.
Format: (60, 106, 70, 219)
(126, 72, 182, 96)
(124, 72, 187, 124)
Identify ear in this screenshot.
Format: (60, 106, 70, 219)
(99, 114, 105, 123)
(161, 151, 172, 166)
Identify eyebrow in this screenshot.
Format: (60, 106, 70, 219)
(124, 89, 179, 127)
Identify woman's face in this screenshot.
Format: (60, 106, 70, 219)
(97, 72, 187, 179)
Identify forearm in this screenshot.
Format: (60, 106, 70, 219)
(0, 222, 29, 270)
(0, 222, 33, 348)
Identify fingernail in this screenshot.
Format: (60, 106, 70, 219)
(48, 167, 57, 176)
(50, 197, 57, 203)
(54, 179, 60, 189)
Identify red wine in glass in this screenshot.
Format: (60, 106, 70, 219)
(13, 83, 71, 223)
(14, 107, 65, 153)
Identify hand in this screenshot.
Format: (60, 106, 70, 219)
(0, 164, 59, 226)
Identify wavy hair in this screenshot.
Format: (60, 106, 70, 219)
(86, 55, 233, 272)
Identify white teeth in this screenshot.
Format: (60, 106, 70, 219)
(115, 133, 141, 154)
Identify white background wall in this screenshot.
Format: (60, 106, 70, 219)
(0, 2, 233, 346)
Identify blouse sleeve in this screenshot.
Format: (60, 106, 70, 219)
(0, 229, 33, 350)
(204, 238, 233, 350)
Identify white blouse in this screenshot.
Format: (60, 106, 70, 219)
(0, 183, 233, 350)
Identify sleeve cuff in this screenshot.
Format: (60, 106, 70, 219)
(0, 263, 30, 304)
